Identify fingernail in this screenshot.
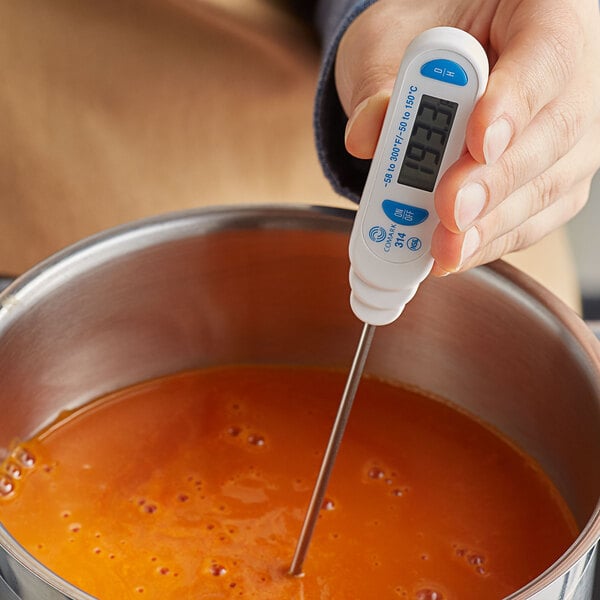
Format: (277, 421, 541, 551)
(455, 182, 486, 231)
(459, 228, 480, 267)
(344, 97, 371, 145)
(483, 118, 512, 164)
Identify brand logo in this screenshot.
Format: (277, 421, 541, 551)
(368, 226, 387, 243)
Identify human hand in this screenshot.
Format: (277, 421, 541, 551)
(336, 0, 600, 275)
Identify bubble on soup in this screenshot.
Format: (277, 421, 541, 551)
(5, 462, 22, 479)
(14, 447, 36, 468)
(247, 433, 265, 447)
(210, 563, 227, 576)
(468, 553, 485, 566)
(321, 497, 335, 511)
(227, 426, 241, 437)
(468, 553, 487, 575)
(415, 589, 443, 600)
(368, 466, 386, 480)
(0, 475, 14, 496)
(453, 545, 488, 575)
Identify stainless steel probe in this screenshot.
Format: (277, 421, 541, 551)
(289, 321, 375, 575)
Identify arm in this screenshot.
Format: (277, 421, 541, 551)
(314, 0, 378, 202)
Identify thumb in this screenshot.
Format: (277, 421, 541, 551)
(342, 92, 391, 159)
(335, 2, 444, 159)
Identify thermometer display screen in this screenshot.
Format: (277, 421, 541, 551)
(397, 94, 458, 192)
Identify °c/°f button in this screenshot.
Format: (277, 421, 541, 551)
(420, 59, 468, 86)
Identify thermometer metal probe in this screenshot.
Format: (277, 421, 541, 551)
(290, 27, 488, 576)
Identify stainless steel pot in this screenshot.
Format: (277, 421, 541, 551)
(0, 205, 598, 600)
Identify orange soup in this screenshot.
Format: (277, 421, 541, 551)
(0, 366, 577, 599)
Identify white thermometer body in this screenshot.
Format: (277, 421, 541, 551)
(349, 27, 489, 325)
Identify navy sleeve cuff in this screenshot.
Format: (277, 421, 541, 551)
(314, 0, 379, 203)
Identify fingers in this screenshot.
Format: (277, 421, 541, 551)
(432, 0, 600, 268)
(465, 0, 587, 166)
(435, 77, 597, 233)
(454, 180, 590, 273)
(431, 123, 600, 272)
(432, 180, 591, 274)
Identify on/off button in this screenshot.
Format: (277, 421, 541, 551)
(420, 59, 468, 86)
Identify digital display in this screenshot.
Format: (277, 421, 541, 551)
(397, 94, 458, 192)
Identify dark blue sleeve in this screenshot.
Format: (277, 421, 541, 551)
(314, 0, 379, 203)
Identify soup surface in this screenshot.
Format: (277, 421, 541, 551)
(0, 366, 577, 599)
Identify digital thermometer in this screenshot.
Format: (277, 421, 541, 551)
(349, 26, 489, 325)
(290, 27, 489, 576)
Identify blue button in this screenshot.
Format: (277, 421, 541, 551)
(382, 200, 429, 226)
(420, 59, 468, 86)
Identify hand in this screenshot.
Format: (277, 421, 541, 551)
(335, 0, 600, 275)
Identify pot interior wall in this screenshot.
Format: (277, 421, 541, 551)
(0, 206, 599, 535)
